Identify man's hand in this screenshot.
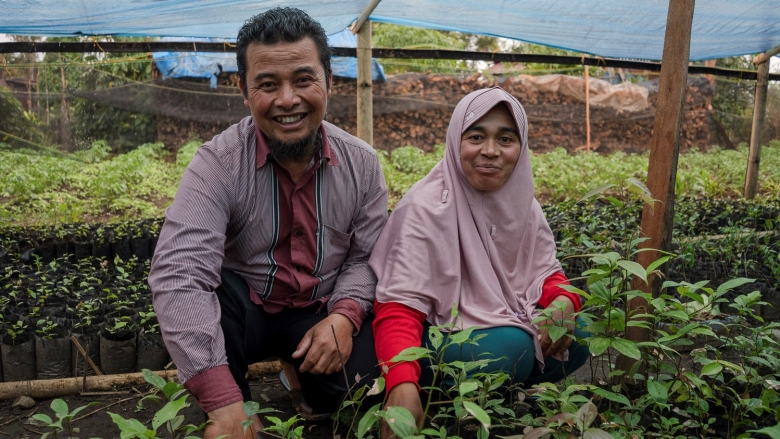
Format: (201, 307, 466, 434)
(204, 401, 257, 439)
(537, 296, 576, 357)
(382, 382, 423, 439)
(292, 313, 355, 374)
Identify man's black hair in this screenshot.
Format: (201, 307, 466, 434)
(236, 7, 332, 94)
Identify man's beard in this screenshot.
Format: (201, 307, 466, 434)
(267, 129, 321, 163)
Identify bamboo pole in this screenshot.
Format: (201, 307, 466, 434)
(352, 0, 380, 146)
(356, 20, 373, 145)
(752, 43, 780, 65)
(744, 59, 770, 199)
(625, 0, 695, 346)
(71, 335, 103, 376)
(351, 0, 381, 36)
(585, 65, 591, 152)
(0, 361, 281, 400)
(44, 66, 50, 126)
(57, 53, 73, 152)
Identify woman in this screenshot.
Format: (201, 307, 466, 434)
(369, 87, 589, 433)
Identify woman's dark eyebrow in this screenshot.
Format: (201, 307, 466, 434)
(498, 126, 519, 135)
(465, 125, 519, 135)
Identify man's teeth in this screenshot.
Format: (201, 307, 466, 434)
(277, 115, 303, 123)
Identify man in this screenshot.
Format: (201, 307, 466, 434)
(148, 7, 388, 439)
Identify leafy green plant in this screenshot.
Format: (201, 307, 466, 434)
(32, 398, 98, 439)
(139, 308, 160, 335)
(110, 369, 206, 439)
(36, 318, 59, 339)
(74, 299, 100, 334)
(262, 414, 305, 439)
(104, 315, 136, 336)
(6, 319, 28, 345)
(343, 305, 518, 439)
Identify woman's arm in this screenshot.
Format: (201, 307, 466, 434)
(373, 301, 426, 437)
(537, 271, 581, 312)
(373, 301, 426, 392)
(537, 272, 580, 357)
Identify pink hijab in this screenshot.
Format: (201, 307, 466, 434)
(369, 87, 562, 365)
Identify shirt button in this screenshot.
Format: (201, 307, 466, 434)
(295, 230, 303, 237)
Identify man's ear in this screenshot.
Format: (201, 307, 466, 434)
(238, 78, 250, 108)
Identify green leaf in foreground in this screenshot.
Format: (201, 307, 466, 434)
(548, 325, 568, 342)
(588, 337, 611, 356)
(143, 368, 167, 391)
(152, 397, 188, 431)
(108, 412, 155, 439)
(647, 380, 668, 405)
(463, 400, 491, 430)
(382, 406, 418, 438)
(356, 403, 382, 439)
(700, 362, 723, 377)
(610, 338, 641, 360)
(748, 423, 780, 439)
(616, 260, 648, 284)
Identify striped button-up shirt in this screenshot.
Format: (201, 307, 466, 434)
(148, 116, 388, 409)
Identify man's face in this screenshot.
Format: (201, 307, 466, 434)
(240, 38, 330, 160)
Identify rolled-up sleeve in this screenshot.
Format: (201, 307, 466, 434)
(148, 146, 242, 409)
(328, 150, 388, 328)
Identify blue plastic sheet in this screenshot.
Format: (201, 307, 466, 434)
(329, 30, 387, 82)
(152, 39, 236, 88)
(151, 31, 385, 88)
(1, 0, 779, 62)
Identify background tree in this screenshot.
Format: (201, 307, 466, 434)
(373, 23, 468, 74)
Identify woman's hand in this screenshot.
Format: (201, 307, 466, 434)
(382, 382, 423, 439)
(537, 296, 576, 357)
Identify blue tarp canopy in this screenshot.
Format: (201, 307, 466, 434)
(152, 31, 385, 88)
(1, 0, 779, 62)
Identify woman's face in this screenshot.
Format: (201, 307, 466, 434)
(459, 103, 522, 191)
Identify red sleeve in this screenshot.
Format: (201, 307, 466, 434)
(373, 301, 426, 393)
(538, 271, 582, 312)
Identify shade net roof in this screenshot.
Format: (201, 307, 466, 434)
(1, 0, 779, 62)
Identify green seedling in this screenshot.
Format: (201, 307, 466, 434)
(32, 398, 99, 439)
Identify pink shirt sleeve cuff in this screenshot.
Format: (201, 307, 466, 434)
(183, 365, 244, 413)
(330, 298, 365, 334)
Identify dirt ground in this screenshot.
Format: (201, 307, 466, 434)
(0, 372, 299, 439)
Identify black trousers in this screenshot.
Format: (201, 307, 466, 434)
(216, 268, 381, 413)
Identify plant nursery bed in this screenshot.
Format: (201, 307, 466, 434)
(0, 372, 321, 439)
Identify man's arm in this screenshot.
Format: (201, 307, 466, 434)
(292, 150, 388, 373)
(148, 145, 243, 412)
(328, 150, 389, 320)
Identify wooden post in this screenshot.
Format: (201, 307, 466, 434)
(57, 53, 74, 152)
(45, 66, 50, 126)
(356, 21, 373, 145)
(626, 0, 695, 345)
(744, 59, 770, 199)
(352, 0, 381, 146)
(585, 65, 591, 152)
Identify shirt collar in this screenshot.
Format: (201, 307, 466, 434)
(255, 123, 338, 169)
